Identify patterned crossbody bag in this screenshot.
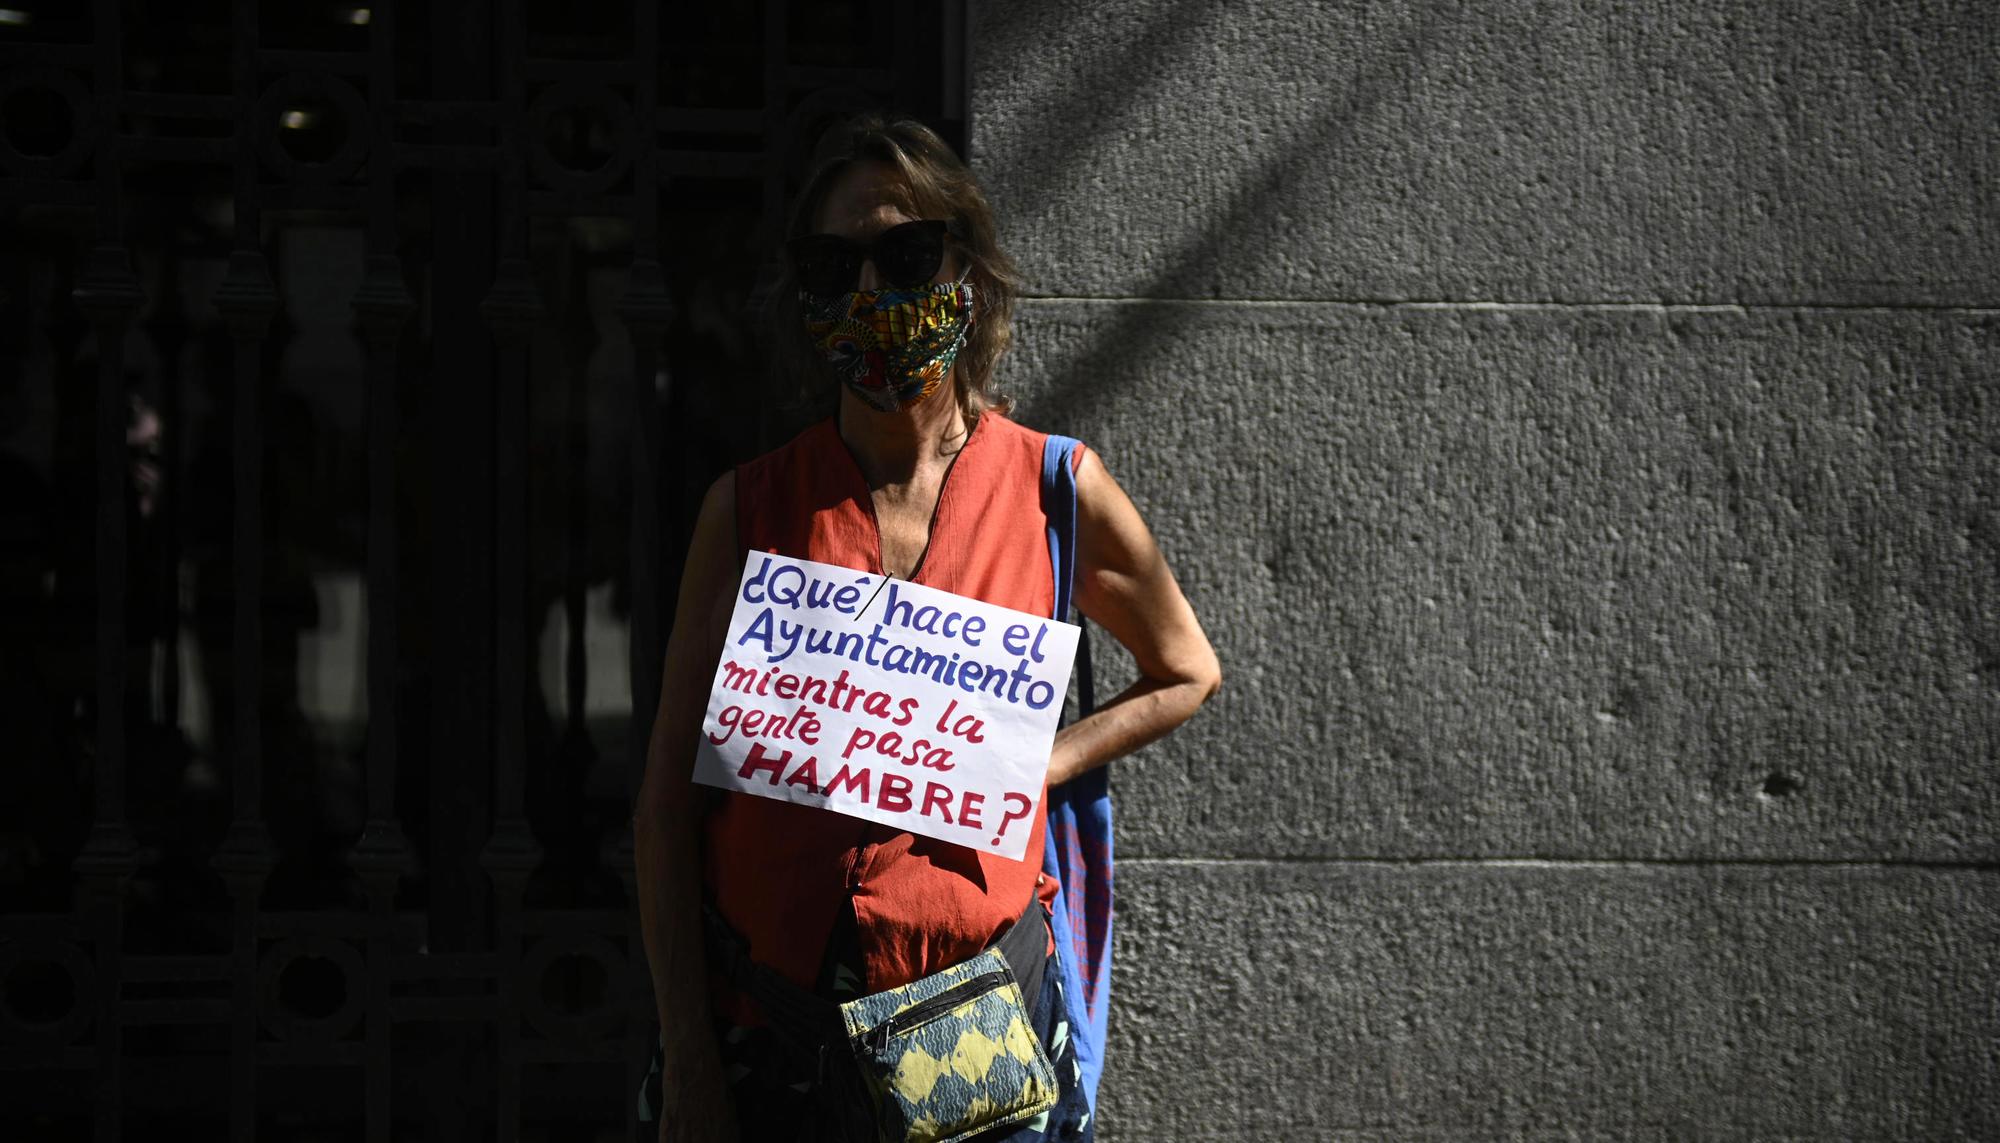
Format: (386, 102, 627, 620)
(702, 892, 1057, 1143)
(835, 919, 1059, 1141)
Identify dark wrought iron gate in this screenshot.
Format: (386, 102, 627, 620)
(0, 2, 962, 1138)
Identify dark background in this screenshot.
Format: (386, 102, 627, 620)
(0, 1, 962, 1138)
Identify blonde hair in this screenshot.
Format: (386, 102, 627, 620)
(771, 113, 1022, 421)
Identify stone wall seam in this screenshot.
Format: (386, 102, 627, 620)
(1019, 296, 2000, 315)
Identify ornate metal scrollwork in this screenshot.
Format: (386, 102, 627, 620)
(256, 70, 372, 186)
(0, 940, 97, 1047)
(527, 80, 635, 195)
(0, 63, 97, 178)
(257, 937, 367, 1044)
(516, 933, 627, 1046)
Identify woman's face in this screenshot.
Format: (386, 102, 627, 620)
(812, 160, 961, 291)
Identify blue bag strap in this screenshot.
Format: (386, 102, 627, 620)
(1043, 436, 1077, 621)
(1040, 433, 1112, 1115)
(1040, 432, 1090, 718)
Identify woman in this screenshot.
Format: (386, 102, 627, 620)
(635, 113, 1220, 1142)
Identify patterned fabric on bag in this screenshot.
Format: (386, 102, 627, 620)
(838, 947, 1057, 1142)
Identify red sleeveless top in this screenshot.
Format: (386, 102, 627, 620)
(707, 412, 1069, 998)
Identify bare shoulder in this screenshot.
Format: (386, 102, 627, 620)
(1066, 444, 1221, 696)
(687, 471, 737, 568)
(1071, 444, 1161, 576)
(695, 469, 736, 533)
(679, 471, 742, 647)
(1072, 443, 1122, 522)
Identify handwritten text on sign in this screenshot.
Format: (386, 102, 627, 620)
(690, 553, 1078, 861)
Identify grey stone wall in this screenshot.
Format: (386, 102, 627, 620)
(970, 2, 1998, 1138)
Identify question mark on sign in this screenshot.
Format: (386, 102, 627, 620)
(991, 792, 1032, 847)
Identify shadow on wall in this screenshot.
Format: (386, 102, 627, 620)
(981, 0, 1450, 429)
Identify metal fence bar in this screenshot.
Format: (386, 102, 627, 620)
(70, 2, 144, 1139)
(74, 234, 142, 1143)
(762, 0, 789, 230)
(425, 0, 497, 995)
(71, 2, 142, 871)
(618, 7, 673, 1136)
(146, 248, 186, 741)
(208, 6, 282, 1132)
(351, 5, 418, 1142)
(209, 0, 286, 1126)
(481, 8, 544, 1143)
(758, 0, 791, 452)
(560, 257, 592, 841)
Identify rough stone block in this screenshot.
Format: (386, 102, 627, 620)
(971, 0, 1999, 305)
(1006, 301, 1999, 861)
(1096, 860, 2000, 1140)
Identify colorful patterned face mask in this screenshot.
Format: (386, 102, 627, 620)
(803, 272, 974, 412)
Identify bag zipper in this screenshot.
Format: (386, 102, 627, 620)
(861, 970, 1011, 1056)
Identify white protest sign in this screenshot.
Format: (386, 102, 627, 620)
(691, 553, 1079, 860)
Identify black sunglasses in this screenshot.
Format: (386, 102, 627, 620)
(787, 219, 962, 297)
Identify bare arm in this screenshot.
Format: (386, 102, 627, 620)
(633, 473, 741, 1141)
(1046, 449, 1222, 786)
